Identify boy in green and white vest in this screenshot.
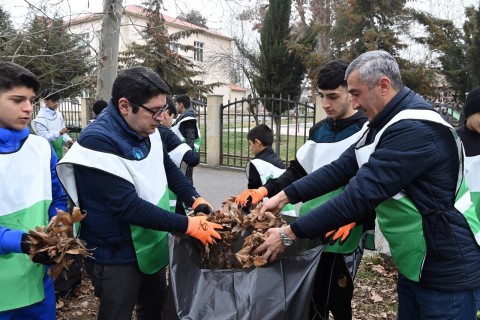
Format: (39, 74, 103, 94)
(0, 62, 68, 319)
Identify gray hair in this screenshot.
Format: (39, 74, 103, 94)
(345, 50, 403, 91)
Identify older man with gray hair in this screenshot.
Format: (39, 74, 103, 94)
(256, 50, 480, 319)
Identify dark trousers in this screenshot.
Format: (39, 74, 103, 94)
(88, 262, 167, 320)
(310, 252, 354, 320)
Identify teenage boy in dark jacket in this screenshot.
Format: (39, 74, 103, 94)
(237, 60, 373, 320)
(257, 51, 480, 320)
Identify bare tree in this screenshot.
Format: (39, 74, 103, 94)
(96, 0, 123, 101)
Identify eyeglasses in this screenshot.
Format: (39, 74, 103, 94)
(134, 103, 168, 119)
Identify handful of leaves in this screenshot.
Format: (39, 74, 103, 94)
(197, 198, 285, 269)
(26, 207, 91, 278)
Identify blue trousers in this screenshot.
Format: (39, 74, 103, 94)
(0, 273, 55, 320)
(397, 274, 480, 320)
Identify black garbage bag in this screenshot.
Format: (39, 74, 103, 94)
(168, 233, 324, 320)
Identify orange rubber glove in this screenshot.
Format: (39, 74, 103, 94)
(192, 197, 216, 215)
(186, 216, 223, 245)
(324, 222, 356, 245)
(235, 187, 268, 206)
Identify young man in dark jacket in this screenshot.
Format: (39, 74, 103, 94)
(237, 60, 374, 320)
(257, 50, 480, 320)
(171, 94, 201, 184)
(158, 97, 200, 214)
(56, 67, 221, 320)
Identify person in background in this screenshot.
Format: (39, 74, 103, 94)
(171, 94, 201, 184)
(0, 61, 68, 319)
(91, 100, 108, 120)
(56, 66, 221, 320)
(158, 97, 200, 213)
(457, 85, 480, 218)
(32, 88, 73, 160)
(256, 50, 480, 320)
(237, 60, 373, 320)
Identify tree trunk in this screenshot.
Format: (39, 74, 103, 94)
(96, 0, 123, 101)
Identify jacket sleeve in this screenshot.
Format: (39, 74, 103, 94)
(50, 146, 68, 218)
(247, 162, 263, 189)
(164, 147, 200, 207)
(74, 164, 189, 233)
(180, 120, 197, 149)
(264, 158, 307, 196)
(289, 121, 442, 239)
(182, 149, 200, 167)
(0, 227, 24, 254)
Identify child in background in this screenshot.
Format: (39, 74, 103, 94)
(244, 124, 295, 216)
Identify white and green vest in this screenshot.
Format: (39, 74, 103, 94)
(248, 159, 296, 217)
(167, 143, 191, 212)
(465, 155, 480, 219)
(171, 116, 202, 152)
(0, 135, 52, 311)
(297, 124, 375, 254)
(355, 109, 480, 282)
(57, 130, 171, 274)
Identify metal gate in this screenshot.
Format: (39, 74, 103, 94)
(220, 95, 316, 169)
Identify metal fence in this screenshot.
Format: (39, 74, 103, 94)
(220, 95, 316, 168)
(29, 99, 84, 140)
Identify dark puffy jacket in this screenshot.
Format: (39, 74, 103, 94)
(73, 102, 197, 265)
(247, 146, 285, 189)
(286, 87, 480, 291)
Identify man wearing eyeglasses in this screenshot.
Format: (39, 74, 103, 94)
(56, 66, 221, 320)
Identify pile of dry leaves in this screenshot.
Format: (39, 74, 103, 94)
(196, 198, 285, 269)
(26, 207, 91, 278)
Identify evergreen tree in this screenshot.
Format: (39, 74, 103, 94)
(120, 0, 222, 97)
(253, 0, 307, 113)
(412, 10, 470, 100)
(177, 10, 208, 29)
(10, 15, 94, 97)
(464, 4, 480, 91)
(0, 6, 16, 55)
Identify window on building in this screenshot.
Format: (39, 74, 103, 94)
(78, 32, 90, 45)
(170, 41, 179, 53)
(194, 41, 204, 62)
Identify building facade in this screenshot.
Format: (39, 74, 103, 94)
(69, 5, 244, 104)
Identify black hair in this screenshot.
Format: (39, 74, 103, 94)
(41, 88, 61, 102)
(166, 96, 177, 117)
(175, 94, 191, 109)
(92, 99, 108, 116)
(247, 123, 273, 147)
(111, 66, 170, 112)
(0, 61, 40, 94)
(317, 60, 349, 90)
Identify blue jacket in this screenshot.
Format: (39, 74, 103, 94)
(73, 102, 199, 265)
(286, 87, 480, 290)
(0, 127, 67, 255)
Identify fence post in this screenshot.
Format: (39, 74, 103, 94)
(206, 95, 223, 167)
(314, 93, 326, 123)
(80, 97, 94, 128)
